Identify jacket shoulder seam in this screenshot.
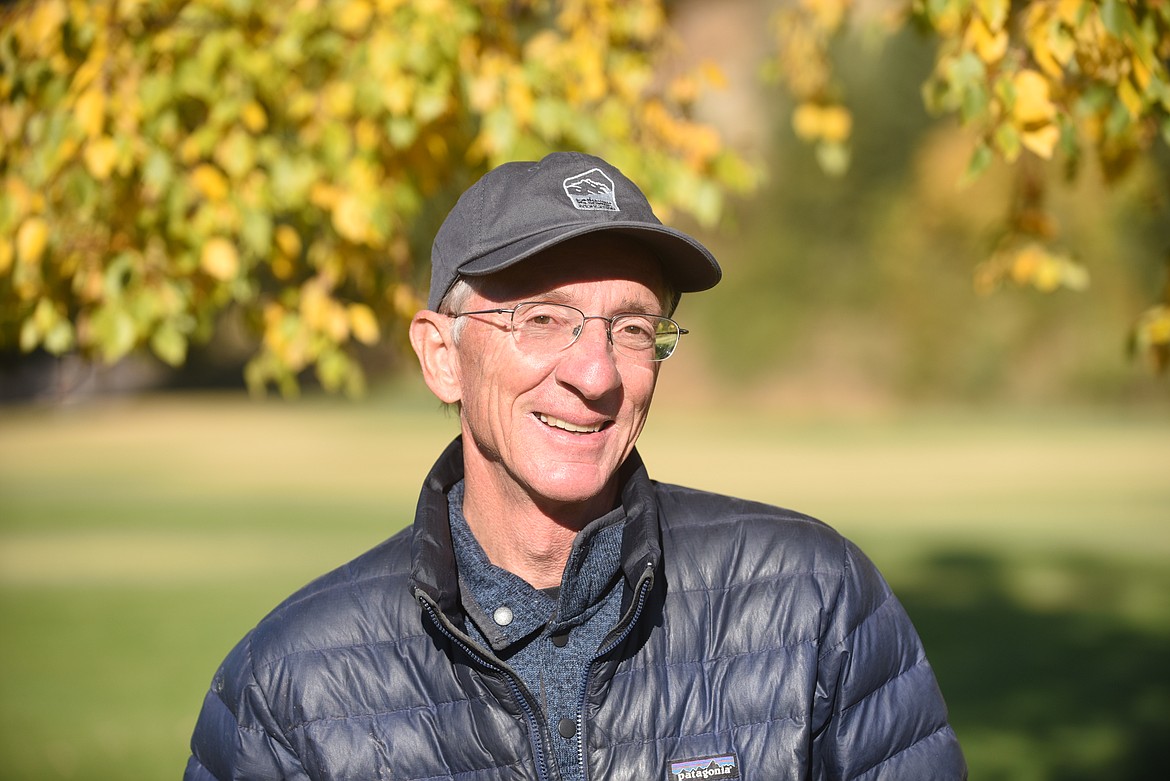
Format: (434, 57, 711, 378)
(849, 723, 956, 780)
(840, 654, 928, 716)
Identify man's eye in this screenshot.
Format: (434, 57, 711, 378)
(616, 318, 655, 339)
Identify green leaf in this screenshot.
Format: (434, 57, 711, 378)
(241, 209, 273, 256)
(150, 323, 188, 366)
(386, 116, 418, 149)
(1100, 0, 1138, 39)
(43, 318, 75, 354)
(815, 141, 851, 177)
(91, 304, 138, 363)
(960, 141, 994, 187)
(993, 122, 1021, 159)
(960, 81, 990, 123)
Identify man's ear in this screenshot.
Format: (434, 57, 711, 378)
(409, 311, 462, 405)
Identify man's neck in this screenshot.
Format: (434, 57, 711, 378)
(461, 505, 575, 590)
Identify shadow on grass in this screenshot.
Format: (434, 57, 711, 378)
(896, 549, 1170, 781)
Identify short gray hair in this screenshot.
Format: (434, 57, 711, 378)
(437, 278, 476, 344)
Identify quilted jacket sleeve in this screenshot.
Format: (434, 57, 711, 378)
(184, 632, 310, 781)
(812, 539, 967, 780)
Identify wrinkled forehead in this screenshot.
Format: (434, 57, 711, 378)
(468, 234, 670, 309)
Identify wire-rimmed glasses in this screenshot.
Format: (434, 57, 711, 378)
(449, 301, 688, 361)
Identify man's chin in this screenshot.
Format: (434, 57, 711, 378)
(526, 469, 620, 520)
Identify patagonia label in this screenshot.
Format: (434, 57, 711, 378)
(668, 753, 740, 780)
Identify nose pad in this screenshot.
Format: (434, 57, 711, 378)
(576, 316, 614, 348)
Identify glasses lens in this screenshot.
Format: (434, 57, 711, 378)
(612, 315, 680, 361)
(509, 303, 682, 361)
(511, 302, 581, 351)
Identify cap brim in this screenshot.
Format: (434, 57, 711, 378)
(454, 221, 721, 293)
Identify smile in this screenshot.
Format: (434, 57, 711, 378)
(537, 413, 606, 434)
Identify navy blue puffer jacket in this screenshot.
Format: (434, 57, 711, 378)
(185, 439, 966, 780)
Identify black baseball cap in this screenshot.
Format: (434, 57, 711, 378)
(427, 151, 722, 310)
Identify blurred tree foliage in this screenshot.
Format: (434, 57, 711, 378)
(2, 0, 1166, 395)
(767, 0, 1170, 372)
(0, 0, 753, 395)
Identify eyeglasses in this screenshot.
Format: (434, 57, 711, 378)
(449, 301, 688, 361)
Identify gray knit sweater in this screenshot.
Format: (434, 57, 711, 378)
(447, 480, 624, 781)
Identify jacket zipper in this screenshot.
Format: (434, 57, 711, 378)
(416, 592, 554, 781)
(576, 563, 656, 781)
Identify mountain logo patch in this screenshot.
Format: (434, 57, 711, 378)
(563, 168, 619, 212)
(668, 753, 740, 780)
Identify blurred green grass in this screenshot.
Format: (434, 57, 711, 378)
(1, 386, 1167, 780)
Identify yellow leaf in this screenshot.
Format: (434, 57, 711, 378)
(975, 0, 1009, 29)
(271, 256, 295, 280)
(241, 101, 268, 133)
(0, 239, 12, 275)
(468, 71, 501, 113)
(179, 135, 203, 164)
(1137, 306, 1170, 345)
(75, 87, 107, 138)
(792, 103, 852, 143)
(702, 60, 729, 90)
(1021, 123, 1060, 158)
(54, 136, 80, 169)
(16, 217, 49, 265)
(1117, 78, 1142, 119)
(332, 192, 371, 243)
(348, 303, 380, 345)
(83, 136, 118, 180)
(930, 2, 964, 36)
(354, 118, 379, 151)
(967, 16, 1008, 63)
(310, 181, 340, 209)
(1029, 33, 1062, 78)
(275, 225, 302, 258)
(1013, 69, 1056, 124)
(383, 78, 414, 116)
(1049, 27, 1076, 70)
(324, 82, 355, 117)
(1056, 0, 1083, 25)
(336, 0, 373, 34)
(1132, 56, 1151, 92)
(191, 164, 230, 202)
(200, 238, 239, 281)
(801, 0, 848, 31)
(25, 0, 67, 54)
(1008, 242, 1087, 291)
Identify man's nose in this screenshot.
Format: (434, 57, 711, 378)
(556, 318, 621, 398)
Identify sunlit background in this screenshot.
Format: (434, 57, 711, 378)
(2, 0, 1168, 779)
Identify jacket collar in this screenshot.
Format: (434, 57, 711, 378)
(409, 437, 663, 617)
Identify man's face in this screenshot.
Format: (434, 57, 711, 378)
(450, 234, 667, 523)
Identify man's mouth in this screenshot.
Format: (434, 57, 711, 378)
(537, 413, 607, 434)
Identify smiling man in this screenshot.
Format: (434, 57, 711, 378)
(185, 152, 967, 781)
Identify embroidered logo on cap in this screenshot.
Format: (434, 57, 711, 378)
(668, 753, 740, 780)
(563, 168, 619, 212)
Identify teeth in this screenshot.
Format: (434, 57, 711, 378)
(539, 414, 602, 433)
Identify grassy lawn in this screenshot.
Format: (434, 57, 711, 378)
(1, 386, 1167, 780)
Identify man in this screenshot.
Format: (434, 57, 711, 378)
(185, 151, 966, 780)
